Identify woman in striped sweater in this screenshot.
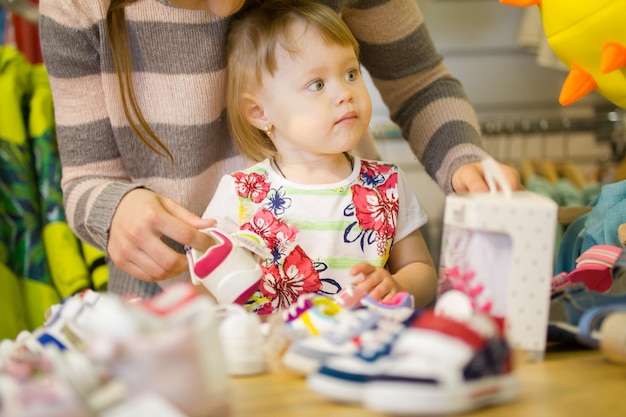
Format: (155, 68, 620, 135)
(39, 0, 521, 298)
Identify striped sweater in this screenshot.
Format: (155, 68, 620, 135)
(39, 0, 489, 297)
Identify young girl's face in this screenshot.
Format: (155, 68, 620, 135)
(255, 20, 372, 159)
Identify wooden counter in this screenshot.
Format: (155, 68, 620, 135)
(228, 347, 626, 417)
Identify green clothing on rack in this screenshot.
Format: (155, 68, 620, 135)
(0, 46, 108, 340)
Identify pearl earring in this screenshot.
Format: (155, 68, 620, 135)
(264, 125, 272, 138)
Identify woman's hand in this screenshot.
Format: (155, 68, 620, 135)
(451, 161, 523, 193)
(108, 189, 215, 282)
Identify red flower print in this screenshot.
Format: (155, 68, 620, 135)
(259, 245, 321, 312)
(362, 160, 393, 177)
(232, 171, 270, 203)
(242, 208, 298, 252)
(351, 172, 398, 240)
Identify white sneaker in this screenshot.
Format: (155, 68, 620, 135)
(83, 284, 231, 417)
(0, 289, 102, 363)
(282, 308, 384, 375)
(217, 304, 266, 376)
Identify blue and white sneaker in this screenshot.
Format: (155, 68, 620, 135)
(0, 290, 102, 362)
(305, 310, 418, 402)
(308, 310, 518, 414)
(281, 307, 383, 375)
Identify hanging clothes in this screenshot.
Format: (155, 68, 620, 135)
(0, 45, 107, 340)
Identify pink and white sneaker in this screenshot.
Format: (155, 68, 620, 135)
(0, 284, 229, 417)
(334, 285, 415, 321)
(186, 228, 269, 304)
(80, 284, 230, 417)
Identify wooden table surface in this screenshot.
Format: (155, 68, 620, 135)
(227, 346, 626, 417)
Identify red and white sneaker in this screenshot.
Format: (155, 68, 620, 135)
(89, 284, 230, 417)
(0, 284, 229, 417)
(308, 310, 518, 415)
(186, 228, 269, 304)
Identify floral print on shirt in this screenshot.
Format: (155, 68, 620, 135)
(230, 159, 400, 314)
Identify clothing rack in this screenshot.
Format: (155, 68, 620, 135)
(480, 112, 619, 140)
(480, 107, 626, 163)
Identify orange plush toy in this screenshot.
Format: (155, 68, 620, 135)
(501, 0, 626, 108)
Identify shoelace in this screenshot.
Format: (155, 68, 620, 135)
(323, 309, 381, 343)
(443, 267, 493, 313)
(356, 318, 407, 361)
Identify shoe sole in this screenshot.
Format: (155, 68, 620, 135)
(363, 373, 519, 415)
(600, 312, 626, 364)
(281, 349, 322, 375)
(306, 370, 368, 404)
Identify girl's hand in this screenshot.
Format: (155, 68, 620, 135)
(350, 262, 402, 302)
(108, 189, 215, 282)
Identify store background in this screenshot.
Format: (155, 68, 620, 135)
(365, 0, 617, 266)
(2, 0, 621, 281)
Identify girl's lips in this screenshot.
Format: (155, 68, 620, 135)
(337, 111, 357, 124)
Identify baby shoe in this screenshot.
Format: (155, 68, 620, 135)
(281, 294, 344, 338)
(575, 304, 626, 349)
(260, 294, 343, 373)
(186, 228, 268, 304)
(0, 289, 102, 363)
(80, 283, 230, 417)
(0, 345, 106, 417)
(281, 307, 383, 375)
(360, 292, 415, 320)
(0, 343, 191, 417)
(217, 304, 266, 376)
(551, 244, 622, 294)
(308, 310, 518, 415)
(548, 283, 626, 345)
(599, 310, 626, 364)
(334, 285, 415, 321)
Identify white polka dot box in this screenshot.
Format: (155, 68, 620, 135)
(437, 160, 558, 360)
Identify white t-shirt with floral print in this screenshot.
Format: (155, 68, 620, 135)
(203, 156, 428, 314)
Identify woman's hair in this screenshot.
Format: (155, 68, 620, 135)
(107, 0, 173, 161)
(226, 0, 360, 162)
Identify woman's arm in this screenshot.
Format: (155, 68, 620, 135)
(342, 0, 519, 193)
(39, 0, 136, 250)
(39, 0, 215, 282)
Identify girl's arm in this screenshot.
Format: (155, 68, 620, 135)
(386, 229, 438, 307)
(350, 229, 438, 308)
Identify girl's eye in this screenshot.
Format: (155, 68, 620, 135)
(307, 80, 324, 91)
(345, 69, 359, 82)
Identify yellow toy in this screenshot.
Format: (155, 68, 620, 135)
(500, 0, 626, 108)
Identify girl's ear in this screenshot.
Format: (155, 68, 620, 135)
(242, 93, 271, 131)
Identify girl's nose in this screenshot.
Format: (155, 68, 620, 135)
(335, 84, 354, 105)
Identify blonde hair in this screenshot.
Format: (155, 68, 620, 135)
(226, 0, 360, 162)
